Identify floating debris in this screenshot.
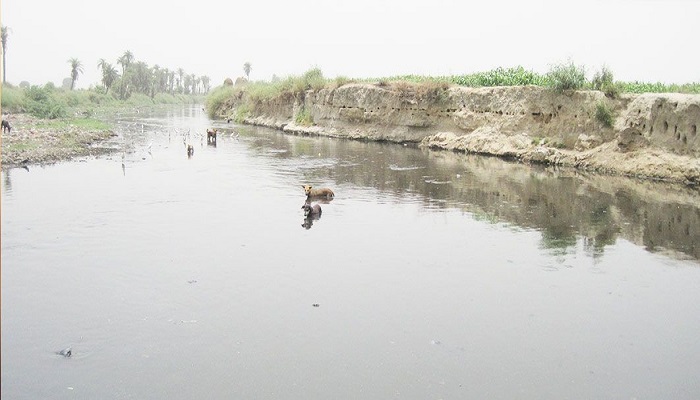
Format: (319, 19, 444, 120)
(389, 164, 424, 171)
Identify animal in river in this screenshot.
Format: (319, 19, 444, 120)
(187, 144, 194, 157)
(207, 128, 217, 144)
(56, 347, 72, 357)
(302, 202, 322, 218)
(301, 202, 322, 229)
(1, 119, 11, 133)
(302, 185, 335, 199)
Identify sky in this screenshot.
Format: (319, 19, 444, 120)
(1, 0, 698, 90)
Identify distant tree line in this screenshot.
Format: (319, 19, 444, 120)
(94, 50, 211, 99)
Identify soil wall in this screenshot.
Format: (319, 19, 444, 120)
(216, 84, 700, 185)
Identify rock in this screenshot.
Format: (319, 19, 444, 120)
(617, 127, 649, 152)
(575, 134, 603, 151)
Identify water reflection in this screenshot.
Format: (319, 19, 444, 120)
(220, 123, 700, 262)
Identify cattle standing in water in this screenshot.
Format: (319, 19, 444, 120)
(187, 144, 194, 157)
(301, 202, 322, 230)
(302, 202, 322, 218)
(302, 185, 335, 200)
(207, 128, 217, 145)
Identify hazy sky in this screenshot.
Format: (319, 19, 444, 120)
(1, 0, 698, 89)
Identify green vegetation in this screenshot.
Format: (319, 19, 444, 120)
(2, 82, 202, 119)
(546, 60, 587, 92)
(205, 63, 699, 121)
(35, 117, 110, 131)
(591, 65, 620, 98)
(615, 81, 700, 94)
(68, 58, 84, 90)
(205, 85, 238, 119)
(595, 101, 615, 128)
(447, 66, 548, 87)
(295, 107, 313, 126)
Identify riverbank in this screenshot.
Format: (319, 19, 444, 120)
(1, 114, 118, 168)
(213, 83, 700, 186)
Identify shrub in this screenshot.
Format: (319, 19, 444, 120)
(1, 85, 26, 112)
(205, 85, 237, 118)
(547, 60, 587, 92)
(592, 65, 613, 90)
(592, 65, 620, 98)
(233, 103, 251, 123)
(303, 68, 326, 91)
(24, 85, 67, 119)
(595, 101, 614, 127)
(330, 76, 353, 89)
(416, 81, 450, 102)
(295, 107, 313, 126)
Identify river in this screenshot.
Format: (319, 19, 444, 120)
(2, 105, 700, 399)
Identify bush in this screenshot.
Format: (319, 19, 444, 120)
(233, 103, 251, 123)
(1, 85, 26, 112)
(330, 76, 354, 89)
(592, 66, 613, 90)
(295, 107, 313, 126)
(595, 101, 614, 127)
(592, 65, 620, 98)
(303, 68, 326, 91)
(547, 60, 587, 92)
(205, 85, 238, 119)
(24, 85, 67, 119)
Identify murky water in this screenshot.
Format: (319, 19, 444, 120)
(3, 105, 700, 399)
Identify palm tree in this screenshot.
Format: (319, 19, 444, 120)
(190, 73, 197, 94)
(177, 68, 185, 93)
(68, 58, 84, 90)
(117, 50, 134, 75)
(102, 63, 119, 94)
(168, 70, 175, 94)
(97, 58, 108, 89)
(200, 75, 211, 93)
(1, 26, 9, 83)
(243, 62, 252, 80)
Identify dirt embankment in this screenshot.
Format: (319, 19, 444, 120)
(1, 114, 118, 168)
(216, 84, 700, 186)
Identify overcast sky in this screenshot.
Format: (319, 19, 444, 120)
(1, 0, 698, 89)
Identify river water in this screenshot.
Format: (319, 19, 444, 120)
(2, 105, 700, 399)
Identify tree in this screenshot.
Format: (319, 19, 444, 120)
(243, 61, 252, 80)
(117, 50, 134, 75)
(1, 26, 9, 83)
(68, 58, 84, 90)
(168, 70, 175, 94)
(102, 63, 119, 94)
(200, 75, 210, 93)
(97, 58, 108, 89)
(190, 73, 197, 94)
(177, 68, 185, 93)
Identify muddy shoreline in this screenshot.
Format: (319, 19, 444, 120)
(1, 114, 118, 168)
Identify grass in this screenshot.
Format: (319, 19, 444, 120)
(3, 141, 41, 153)
(2, 83, 203, 120)
(205, 85, 238, 119)
(546, 60, 587, 92)
(35, 117, 111, 131)
(205, 64, 700, 119)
